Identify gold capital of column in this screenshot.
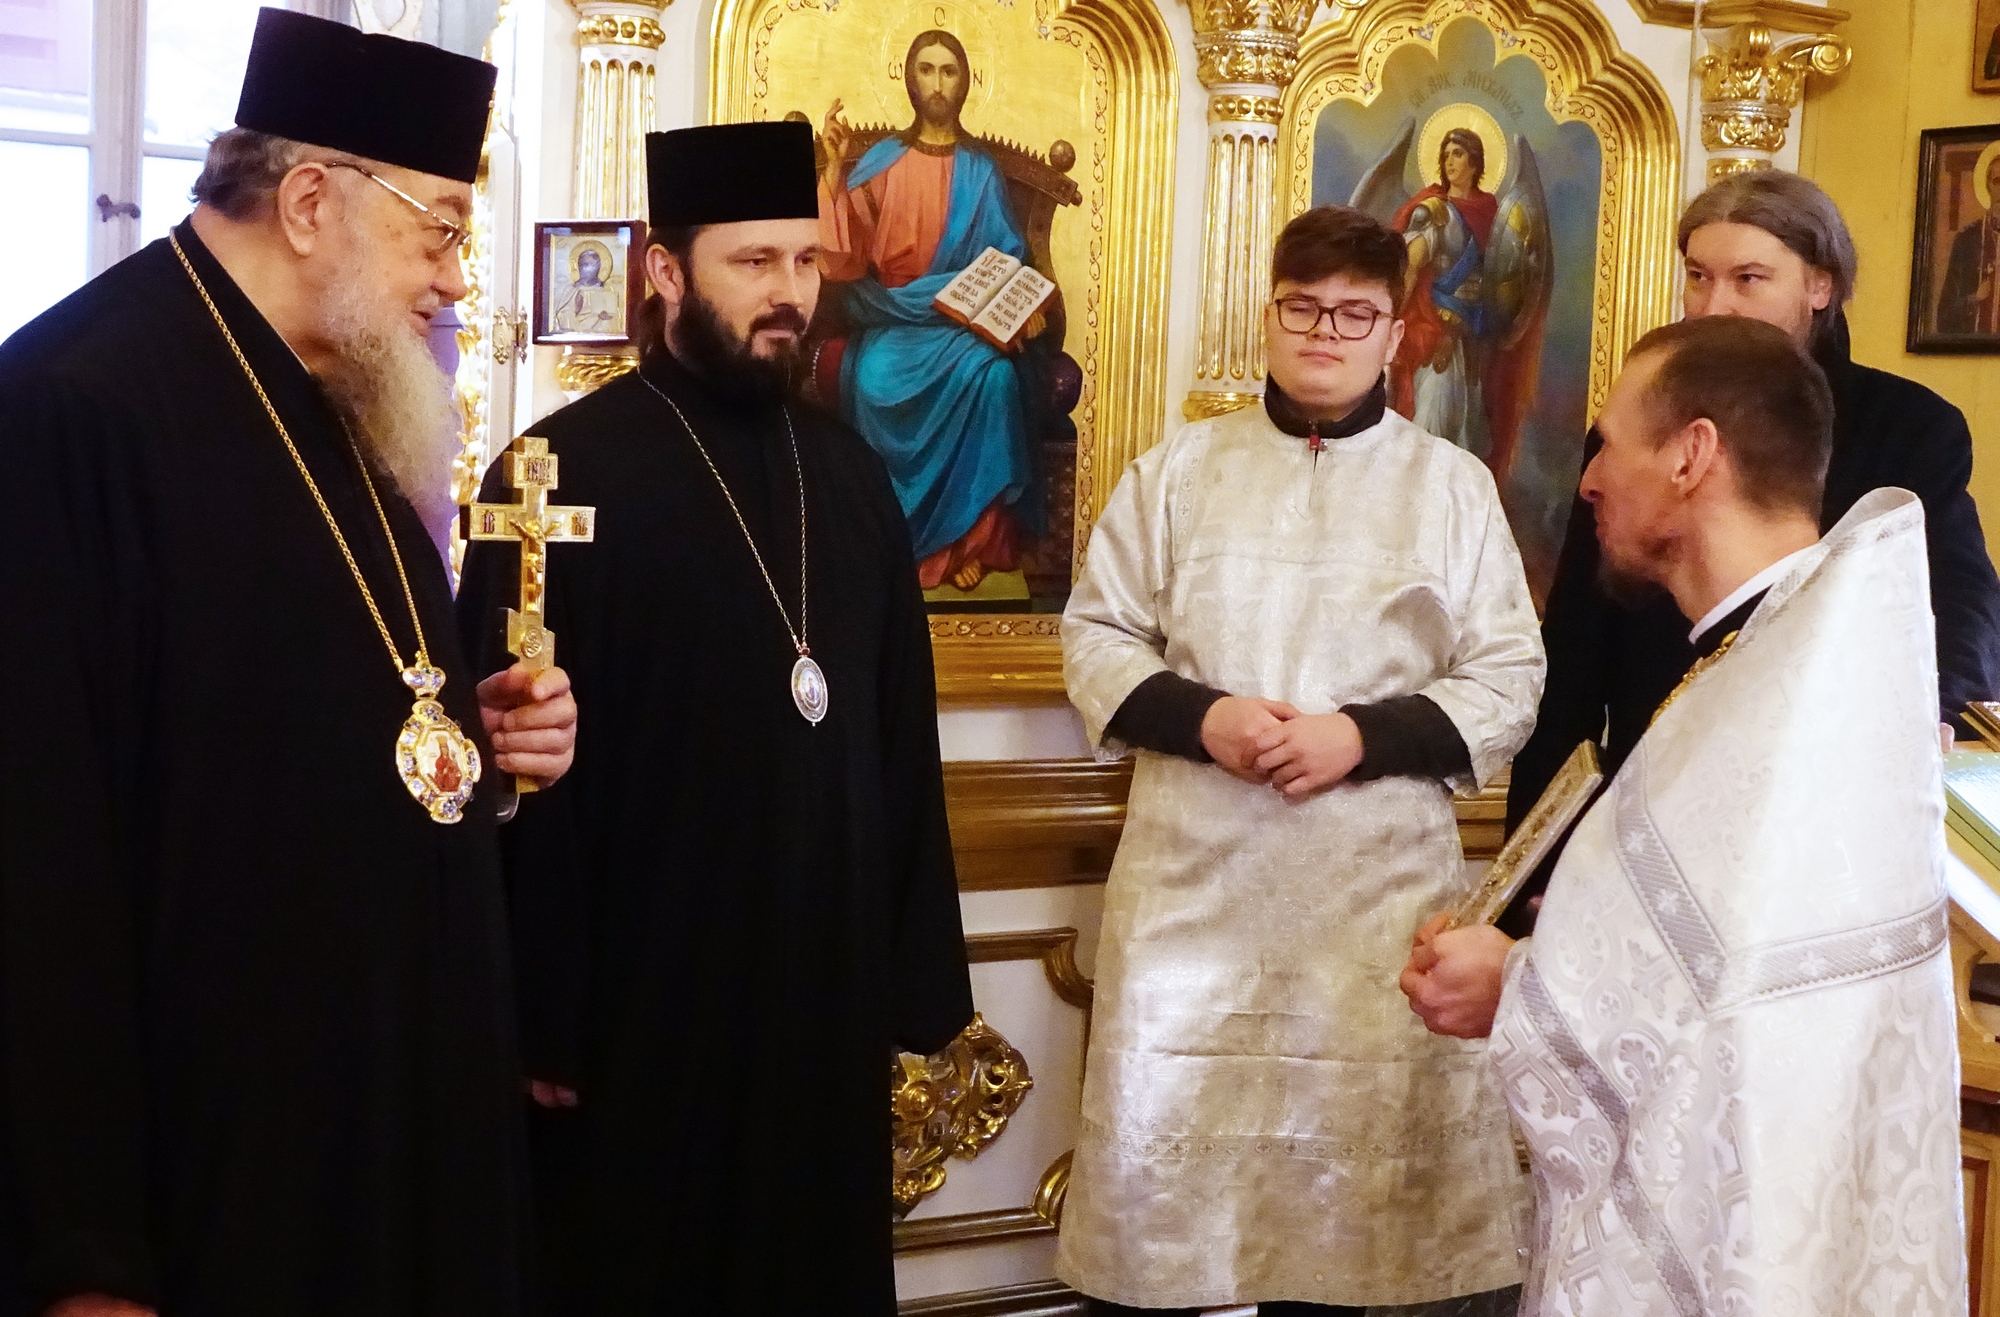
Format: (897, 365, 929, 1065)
(1692, 5, 1849, 186)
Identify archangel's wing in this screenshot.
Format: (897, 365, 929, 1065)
(1484, 136, 1553, 349)
(1348, 119, 1417, 226)
(1480, 135, 1554, 480)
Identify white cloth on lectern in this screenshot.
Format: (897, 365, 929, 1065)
(1489, 487, 1965, 1317)
(1056, 401, 1545, 1308)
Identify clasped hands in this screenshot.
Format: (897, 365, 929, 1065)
(1199, 695, 1363, 801)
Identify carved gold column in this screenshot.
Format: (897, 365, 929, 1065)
(1693, 3, 1849, 186)
(1183, 0, 1315, 422)
(558, 0, 669, 395)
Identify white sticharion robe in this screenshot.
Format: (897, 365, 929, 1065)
(1489, 487, 1964, 1317)
(1058, 400, 1546, 1308)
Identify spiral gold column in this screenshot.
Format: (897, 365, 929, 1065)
(1182, 0, 1313, 422)
(558, 0, 669, 394)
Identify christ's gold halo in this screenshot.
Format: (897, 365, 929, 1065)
(1418, 102, 1509, 194)
(569, 238, 614, 285)
(1974, 138, 2000, 212)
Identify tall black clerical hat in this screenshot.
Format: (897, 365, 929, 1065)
(647, 123, 819, 228)
(235, 8, 497, 184)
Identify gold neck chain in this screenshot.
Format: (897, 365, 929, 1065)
(640, 371, 811, 658)
(1651, 630, 1739, 727)
(169, 232, 435, 684)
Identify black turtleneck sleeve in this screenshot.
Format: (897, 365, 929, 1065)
(1104, 671, 1227, 760)
(1341, 695, 1473, 782)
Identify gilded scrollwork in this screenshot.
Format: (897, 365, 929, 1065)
(1195, 33, 1304, 89)
(1691, 20, 1847, 177)
(576, 13, 667, 48)
(890, 1013, 1036, 1216)
(555, 351, 639, 395)
(1182, 389, 1262, 421)
(1699, 100, 1789, 153)
(1209, 94, 1284, 125)
(1695, 22, 1849, 109)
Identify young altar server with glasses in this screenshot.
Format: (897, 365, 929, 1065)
(1056, 205, 1545, 1314)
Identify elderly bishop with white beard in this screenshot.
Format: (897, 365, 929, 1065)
(0, 10, 577, 1317)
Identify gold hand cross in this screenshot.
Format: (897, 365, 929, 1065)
(462, 435, 596, 792)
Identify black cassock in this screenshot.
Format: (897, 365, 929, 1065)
(1499, 316, 2000, 937)
(0, 224, 525, 1315)
(456, 351, 972, 1314)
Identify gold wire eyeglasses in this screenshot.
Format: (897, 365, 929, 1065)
(1272, 296, 1392, 339)
(323, 161, 473, 259)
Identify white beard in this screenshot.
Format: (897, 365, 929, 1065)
(314, 256, 458, 523)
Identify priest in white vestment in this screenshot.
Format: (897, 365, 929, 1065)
(1403, 315, 1965, 1316)
(1058, 206, 1546, 1314)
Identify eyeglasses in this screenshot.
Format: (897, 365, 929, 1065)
(323, 161, 473, 259)
(1272, 296, 1392, 339)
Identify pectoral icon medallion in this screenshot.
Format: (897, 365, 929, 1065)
(394, 665, 482, 824)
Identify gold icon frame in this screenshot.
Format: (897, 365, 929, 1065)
(710, 0, 1178, 701)
(1282, 0, 1682, 424)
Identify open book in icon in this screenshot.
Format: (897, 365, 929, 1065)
(933, 247, 1057, 352)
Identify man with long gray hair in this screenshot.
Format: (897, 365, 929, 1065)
(1501, 170, 2000, 934)
(0, 10, 575, 1315)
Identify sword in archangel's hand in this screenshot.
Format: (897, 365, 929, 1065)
(462, 434, 596, 794)
(1447, 741, 1602, 929)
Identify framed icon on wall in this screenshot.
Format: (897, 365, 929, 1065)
(532, 219, 647, 349)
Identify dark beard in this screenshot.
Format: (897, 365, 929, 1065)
(919, 96, 959, 130)
(1595, 556, 1670, 609)
(669, 275, 807, 402)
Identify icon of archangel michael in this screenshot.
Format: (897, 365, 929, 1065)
(1351, 111, 1554, 482)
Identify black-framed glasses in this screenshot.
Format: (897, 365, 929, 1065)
(323, 161, 473, 259)
(1272, 296, 1391, 339)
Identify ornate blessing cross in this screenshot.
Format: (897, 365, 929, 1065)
(462, 435, 596, 791)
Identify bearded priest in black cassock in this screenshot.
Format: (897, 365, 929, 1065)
(0, 11, 578, 1317)
(456, 122, 972, 1314)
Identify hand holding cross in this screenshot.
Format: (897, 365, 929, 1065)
(463, 435, 596, 793)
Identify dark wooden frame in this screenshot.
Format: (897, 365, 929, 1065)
(1976, 0, 2000, 95)
(531, 219, 648, 349)
(1907, 125, 2000, 354)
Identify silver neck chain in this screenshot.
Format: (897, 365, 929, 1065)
(640, 372, 810, 657)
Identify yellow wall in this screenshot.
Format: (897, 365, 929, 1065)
(1799, 0, 2000, 556)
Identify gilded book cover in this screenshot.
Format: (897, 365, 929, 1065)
(1449, 741, 1602, 929)
(1946, 746, 2000, 874)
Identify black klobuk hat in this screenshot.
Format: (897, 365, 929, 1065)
(646, 122, 820, 229)
(234, 8, 497, 184)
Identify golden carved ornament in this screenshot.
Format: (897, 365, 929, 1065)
(555, 350, 638, 395)
(890, 1012, 1035, 1216)
(576, 13, 667, 48)
(450, 2, 517, 586)
(1281, 0, 1680, 422)
(1705, 154, 1770, 184)
(1696, 22, 1849, 111)
(1183, 389, 1262, 421)
(1195, 30, 1305, 90)
(1210, 93, 1284, 124)
(1034, 1149, 1074, 1226)
(1700, 100, 1789, 153)
(1187, 0, 1327, 41)
(1628, 0, 1850, 28)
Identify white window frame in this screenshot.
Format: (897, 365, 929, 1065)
(0, 0, 351, 281)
